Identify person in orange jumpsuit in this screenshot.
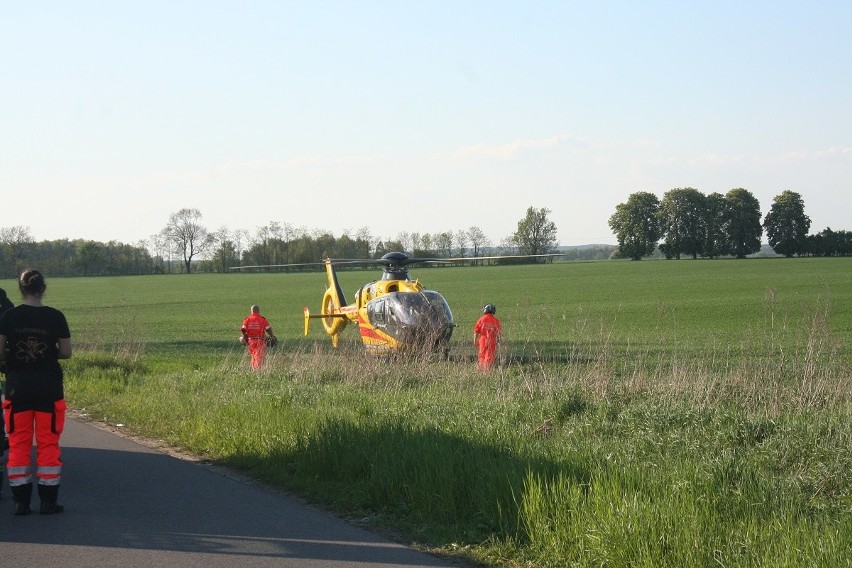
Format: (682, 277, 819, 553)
(473, 304, 502, 371)
(240, 305, 276, 369)
(0, 269, 72, 515)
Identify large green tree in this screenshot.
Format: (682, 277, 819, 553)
(512, 206, 558, 256)
(701, 192, 727, 259)
(609, 192, 661, 260)
(722, 188, 762, 259)
(658, 187, 706, 259)
(73, 241, 105, 276)
(763, 190, 811, 257)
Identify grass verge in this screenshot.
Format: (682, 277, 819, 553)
(65, 317, 851, 567)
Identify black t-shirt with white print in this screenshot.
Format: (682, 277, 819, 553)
(0, 304, 71, 404)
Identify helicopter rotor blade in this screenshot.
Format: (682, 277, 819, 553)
(229, 252, 565, 271)
(229, 260, 334, 271)
(412, 253, 566, 264)
(228, 259, 371, 271)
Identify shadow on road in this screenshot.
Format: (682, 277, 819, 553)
(0, 420, 451, 567)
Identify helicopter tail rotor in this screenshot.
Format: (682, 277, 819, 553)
(320, 287, 348, 336)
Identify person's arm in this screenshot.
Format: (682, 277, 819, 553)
(57, 337, 72, 359)
(0, 334, 6, 361)
(264, 324, 278, 346)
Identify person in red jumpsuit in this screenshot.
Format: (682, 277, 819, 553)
(0, 269, 72, 515)
(473, 304, 502, 371)
(240, 305, 276, 369)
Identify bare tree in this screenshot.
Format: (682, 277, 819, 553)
(355, 226, 374, 257)
(162, 208, 213, 273)
(467, 226, 490, 262)
(454, 229, 469, 257)
(148, 232, 170, 273)
(395, 231, 413, 253)
(434, 232, 453, 257)
(210, 226, 236, 272)
(233, 228, 249, 265)
(420, 233, 434, 255)
(252, 225, 274, 266)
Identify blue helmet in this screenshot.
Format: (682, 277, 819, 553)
(483, 304, 496, 314)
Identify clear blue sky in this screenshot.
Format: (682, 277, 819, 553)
(3, 1, 850, 248)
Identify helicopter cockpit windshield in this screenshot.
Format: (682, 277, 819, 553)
(366, 290, 455, 349)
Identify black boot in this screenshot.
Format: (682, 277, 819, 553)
(11, 482, 32, 515)
(38, 484, 64, 514)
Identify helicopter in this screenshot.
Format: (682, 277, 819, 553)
(304, 252, 456, 355)
(232, 251, 563, 355)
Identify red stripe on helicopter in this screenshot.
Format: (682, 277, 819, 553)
(357, 316, 391, 343)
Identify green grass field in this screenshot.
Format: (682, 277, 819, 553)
(8, 257, 850, 567)
(26, 256, 852, 360)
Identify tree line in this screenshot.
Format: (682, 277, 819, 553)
(0, 227, 155, 279)
(0, 206, 560, 278)
(2, 192, 845, 279)
(609, 188, 851, 260)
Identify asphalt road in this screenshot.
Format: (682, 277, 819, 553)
(0, 417, 456, 568)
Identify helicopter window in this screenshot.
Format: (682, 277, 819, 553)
(382, 291, 453, 326)
(368, 299, 386, 325)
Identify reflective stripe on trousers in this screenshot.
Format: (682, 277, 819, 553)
(3, 400, 65, 487)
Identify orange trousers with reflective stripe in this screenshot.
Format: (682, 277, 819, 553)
(3, 399, 66, 487)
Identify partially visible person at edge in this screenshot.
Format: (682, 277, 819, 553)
(0, 286, 14, 499)
(0, 269, 72, 515)
(240, 305, 276, 369)
(473, 303, 502, 371)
